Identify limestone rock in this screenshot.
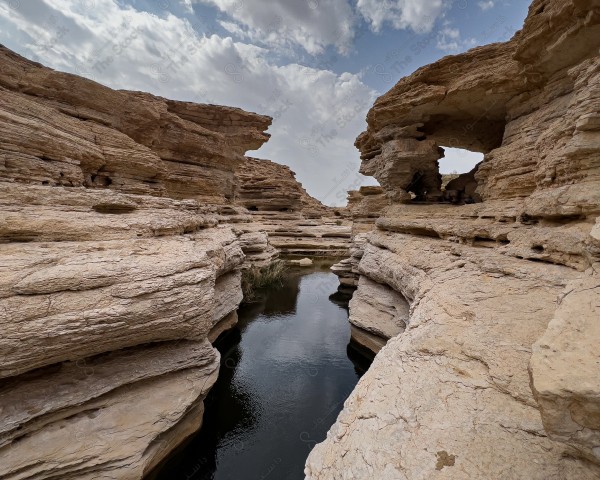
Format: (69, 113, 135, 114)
(236, 157, 329, 217)
(530, 268, 600, 465)
(0, 228, 243, 379)
(307, 0, 600, 478)
(208, 311, 239, 343)
(290, 257, 313, 266)
(307, 231, 599, 479)
(348, 276, 408, 350)
(233, 156, 351, 258)
(347, 186, 387, 217)
(347, 186, 388, 235)
(0, 43, 269, 479)
(0, 196, 243, 479)
(236, 214, 352, 258)
(0, 340, 219, 478)
(355, 0, 600, 211)
(234, 229, 279, 268)
(330, 233, 369, 286)
(0, 45, 271, 203)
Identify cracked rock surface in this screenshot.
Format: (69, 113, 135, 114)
(309, 0, 600, 477)
(0, 44, 271, 479)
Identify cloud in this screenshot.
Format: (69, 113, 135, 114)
(436, 27, 477, 52)
(194, 0, 356, 55)
(196, 0, 450, 55)
(478, 1, 495, 11)
(0, 0, 377, 205)
(439, 148, 483, 174)
(356, 0, 445, 33)
(180, 0, 194, 13)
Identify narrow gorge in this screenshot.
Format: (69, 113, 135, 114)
(0, 42, 352, 478)
(0, 0, 599, 478)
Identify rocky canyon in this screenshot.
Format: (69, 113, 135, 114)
(0, 43, 275, 478)
(0, 0, 599, 478)
(0, 40, 349, 478)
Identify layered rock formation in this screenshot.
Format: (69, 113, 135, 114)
(0, 45, 271, 478)
(235, 157, 352, 258)
(241, 215, 352, 258)
(331, 186, 384, 292)
(346, 185, 388, 234)
(0, 45, 271, 203)
(309, 0, 600, 478)
(236, 157, 328, 217)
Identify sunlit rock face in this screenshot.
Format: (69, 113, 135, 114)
(307, 0, 600, 478)
(355, 0, 600, 211)
(0, 45, 271, 478)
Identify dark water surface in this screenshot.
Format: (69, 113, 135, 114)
(150, 266, 370, 480)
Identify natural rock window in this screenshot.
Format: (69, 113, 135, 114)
(439, 148, 484, 204)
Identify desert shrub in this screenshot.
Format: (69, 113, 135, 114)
(241, 260, 287, 303)
(335, 219, 343, 226)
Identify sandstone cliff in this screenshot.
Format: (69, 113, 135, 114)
(308, 0, 600, 478)
(347, 186, 387, 226)
(0, 45, 271, 204)
(235, 157, 352, 258)
(0, 45, 271, 478)
(236, 156, 329, 217)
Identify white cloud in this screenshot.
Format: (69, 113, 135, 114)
(356, 0, 445, 33)
(198, 0, 451, 55)
(0, 0, 377, 205)
(478, 1, 495, 11)
(195, 0, 356, 55)
(442, 27, 460, 39)
(436, 27, 477, 53)
(180, 0, 194, 13)
(439, 148, 483, 174)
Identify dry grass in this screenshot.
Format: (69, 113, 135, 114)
(241, 260, 287, 303)
(441, 172, 460, 190)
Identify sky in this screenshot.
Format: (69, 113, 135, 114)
(0, 0, 531, 205)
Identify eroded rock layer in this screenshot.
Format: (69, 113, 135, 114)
(0, 45, 271, 204)
(238, 214, 352, 258)
(236, 157, 329, 217)
(235, 157, 352, 258)
(0, 45, 271, 479)
(346, 186, 388, 233)
(308, 0, 600, 478)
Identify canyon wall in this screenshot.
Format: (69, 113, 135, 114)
(235, 157, 352, 258)
(0, 46, 270, 203)
(236, 156, 329, 217)
(0, 46, 271, 478)
(307, 0, 600, 478)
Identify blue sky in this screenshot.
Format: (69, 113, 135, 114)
(0, 0, 530, 205)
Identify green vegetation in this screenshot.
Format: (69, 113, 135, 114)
(241, 260, 287, 303)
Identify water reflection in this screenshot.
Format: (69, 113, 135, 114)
(149, 268, 371, 480)
(328, 284, 355, 312)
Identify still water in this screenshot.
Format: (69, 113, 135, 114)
(150, 266, 370, 480)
